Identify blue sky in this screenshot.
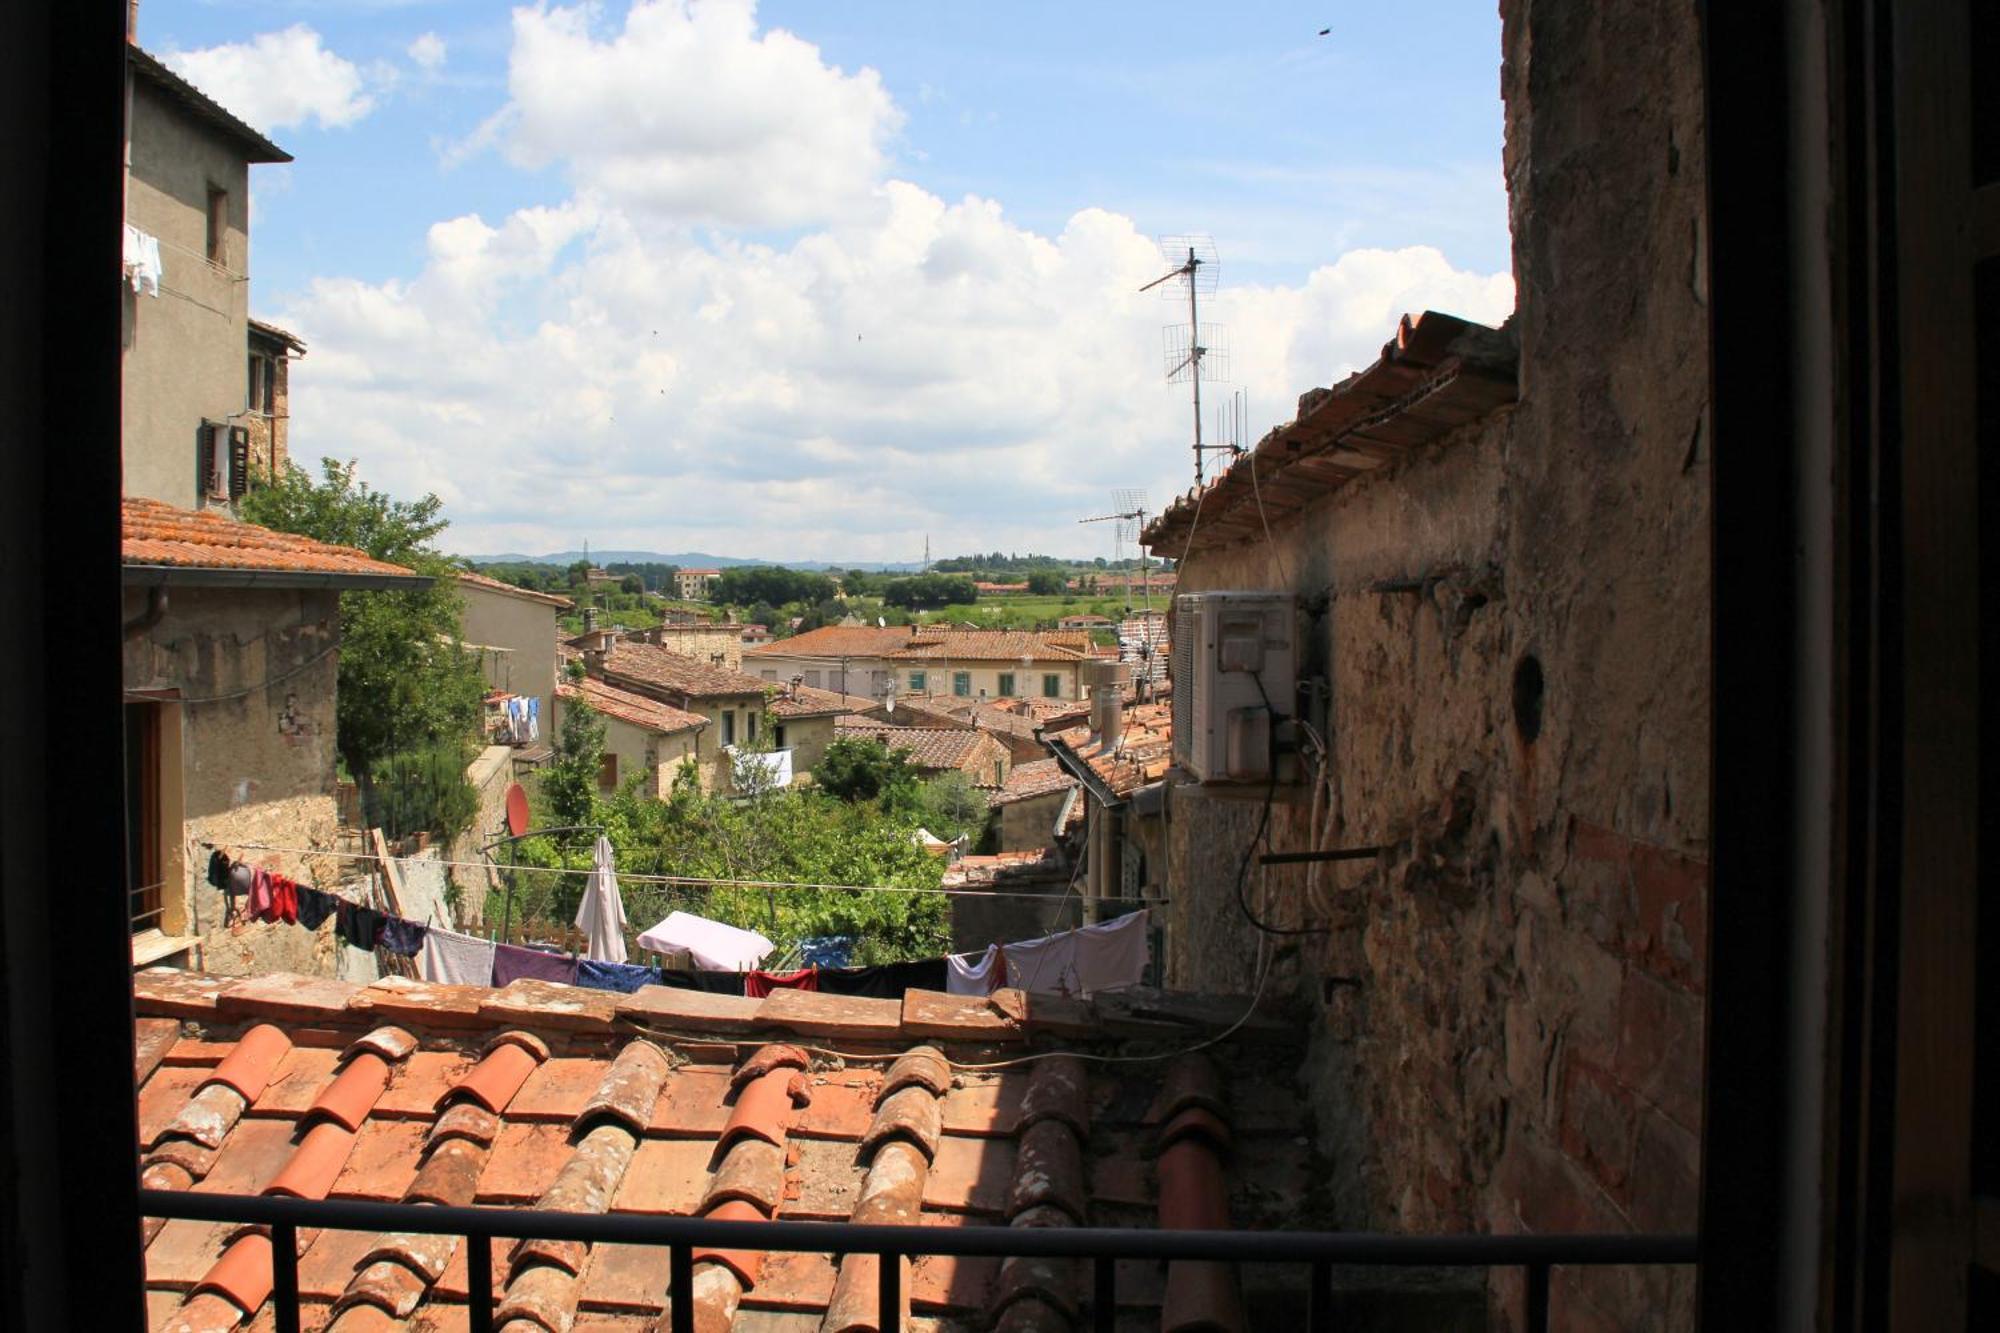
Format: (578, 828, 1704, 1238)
(145, 1, 1512, 561)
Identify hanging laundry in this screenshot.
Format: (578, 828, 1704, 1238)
(574, 834, 628, 965)
(946, 944, 1006, 996)
(123, 224, 162, 297)
(420, 927, 496, 985)
(492, 942, 578, 987)
(527, 696, 540, 742)
(636, 910, 772, 971)
(1003, 909, 1151, 997)
(247, 868, 276, 923)
(268, 874, 299, 926)
(378, 916, 428, 958)
(225, 862, 253, 925)
(820, 958, 948, 999)
(205, 849, 232, 890)
(744, 966, 818, 998)
(336, 900, 384, 951)
(577, 959, 660, 993)
(295, 887, 338, 931)
(653, 969, 752, 994)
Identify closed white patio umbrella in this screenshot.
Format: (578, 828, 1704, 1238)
(575, 835, 628, 964)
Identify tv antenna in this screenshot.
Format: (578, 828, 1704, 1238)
(1142, 235, 1232, 486)
(1078, 487, 1152, 615)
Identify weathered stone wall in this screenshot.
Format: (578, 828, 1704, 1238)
(125, 585, 346, 975)
(996, 789, 1071, 853)
(1157, 2, 1708, 1327)
(441, 745, 516, 929)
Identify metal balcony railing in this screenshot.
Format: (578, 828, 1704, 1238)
(138, 1188, 1696, 1333)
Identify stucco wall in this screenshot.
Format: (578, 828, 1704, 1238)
(1155, 3, 1708, 1327)
(122, 78, 252, 510)
(598, 714, 701, 799)
(903, 661, 1082, 702)
(996, 789, 1071, 853)
(459, 581, 561, 728)
(771, 714, 838, 779)
(123, 585, 344, 975)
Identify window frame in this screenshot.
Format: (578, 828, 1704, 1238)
(1043, 673, 1062, 698)
(909, 670, 927, 693)
(952, 670, 972, 697)
(998, 672, 1015, 697)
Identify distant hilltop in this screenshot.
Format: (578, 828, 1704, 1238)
(461, 550, 928, 572)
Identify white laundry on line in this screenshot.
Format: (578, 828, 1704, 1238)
(636, 910, 772, 972)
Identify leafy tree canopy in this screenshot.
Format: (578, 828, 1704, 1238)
(883, 573, 978, 610)
(714, 565, 836, 608)
(815, 737, 920, 804)
(240, 459, 484, 782)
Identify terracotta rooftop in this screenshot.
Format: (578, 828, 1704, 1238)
(942, 848, 1072, 890)
(132, 967, 1310, 1330)
(987, 759, 1079, 808)
(1046, 701, 1176, 802)
(599, 642, 770, 702)
(1143, 310, 1518, 558)
(748, 626, 1094, 664)
(246, 318, 307, 353)
(122, 498, 428, 589)
(560, 679, 707, 736)
(834, 720, 1009, 775)
(764, 685, 876, 720)
(455, 569, 576, 611)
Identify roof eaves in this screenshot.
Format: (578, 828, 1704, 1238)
(129, 46, 292, 164)
(120, 563, 431, 592)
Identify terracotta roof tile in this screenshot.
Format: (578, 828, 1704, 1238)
(559, 678, 707, 736)
(988, 759, 1077, 806)
(1046, 699, 1175, 800)
(122, 498, 423, 583)
(598, 641, 769, 701)
(454, 569, 576, 610)
(764, 684, 877, 719)
(136, 971, 1308, 1328)
(832, 720, 1010, 774)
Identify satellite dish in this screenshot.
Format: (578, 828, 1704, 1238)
(505, 782, 530, 839)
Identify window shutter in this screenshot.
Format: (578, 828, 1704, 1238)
(196, 421, 216, 498)
(228, 425, 250, 498)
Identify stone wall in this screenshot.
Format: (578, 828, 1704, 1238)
(124, 585, 347, 975)
(1154, 2, 1708, 1327)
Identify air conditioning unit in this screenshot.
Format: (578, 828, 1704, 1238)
(1171, 592, 1297, 783)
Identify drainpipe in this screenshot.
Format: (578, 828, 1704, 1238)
(123, 586, 168, 641)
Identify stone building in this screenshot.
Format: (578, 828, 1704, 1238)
(242, 318, 303, 483)
(120, 46, 290, 509)
(455, 570, 573, 731)
(1136, 2, 1710, 1325)
(558, 677, 707, 799)
(120, 498, 427, 973)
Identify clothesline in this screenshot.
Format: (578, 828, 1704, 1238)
(205, 840, 1162, 906)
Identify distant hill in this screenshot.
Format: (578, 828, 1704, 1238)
(460, 550, 926, 572)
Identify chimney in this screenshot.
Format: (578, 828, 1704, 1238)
(1087, 661, 1128, 752)
(582, 606, 598, 632)
(582, 645, 607, 678)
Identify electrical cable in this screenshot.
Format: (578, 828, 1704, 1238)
(204, 840, 1161, 906)
(1231, 672, 1332, 937)
(1246, 445, 1293, 589)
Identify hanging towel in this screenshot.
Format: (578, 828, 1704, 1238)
(575, 834, 628, 965)
(1072, 908, 1151, 995)
(492, 943, 579, 987)
(1004, 909, 1152, 997)
(527, 696, 540, 742)
(378, 916, 428, 958)
(421, 927, 496, 985)
(635, 911, 772, 971)
(654, 969, 751, 994)
(226, 862, 253, 925)
(268, 875, 299, 926)
(337, 901, 384, 951)
(820, 958, 948, 999)
(248, 868, 276, 923)
(744, 966, 818, 998)
(578, 959, 660, 993)
(123, 224, 162, 296)
(946, 944, 1005, 996)
(295, 887, 338, 931)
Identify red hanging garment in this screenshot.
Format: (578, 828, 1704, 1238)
(743, 966, 819, 998)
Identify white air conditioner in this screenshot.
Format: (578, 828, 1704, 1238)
(1171, 592, 1296, 783)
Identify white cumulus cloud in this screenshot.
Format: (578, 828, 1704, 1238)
(164, 25, 374, 132)
(407, 32, 448, 71)
(496, 0, 903, 227)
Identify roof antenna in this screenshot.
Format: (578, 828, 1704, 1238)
(1142, 235, 1229, 486)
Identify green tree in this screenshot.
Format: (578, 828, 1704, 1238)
(816, 737, 919, 803)
(239, 459, 485, 790)
(541, 698, 606, 829)
(714, 565, 836, 608)
(907, 771, 990, 844)
(1025, 570, 1066, 596)
(883, 573, 978, 610)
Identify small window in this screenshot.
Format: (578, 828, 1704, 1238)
(1043, 674, 1062, 698)
(909, 671, 927, 693)
(205, 186, 228, 263)
(247, 355, 263, 414)
(998, 672, 1016, 697)
(747, 712, 758, 742)
(722, 710, 736, 746)
(953, 671, 972, 697)
(774, 724, 787, 748)
(598, 752, 618, 793)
